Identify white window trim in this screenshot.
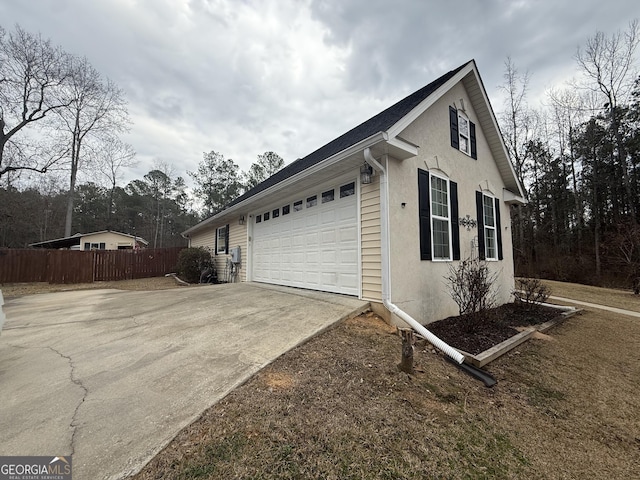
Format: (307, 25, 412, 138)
(458, 111, 471, 156)
(216, 225, 227, 254)
(430, 172, 452, 262)
(482, 193, 498, 261)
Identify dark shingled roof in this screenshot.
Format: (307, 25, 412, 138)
(226, 61, 469, 209)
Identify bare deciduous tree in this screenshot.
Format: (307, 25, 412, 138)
(0, 25, 72, 179)
(95, 136, 136, 222)
(499, 56, 534, 191)
(576, 19, 640, 223)
(56, 55, 130, 236)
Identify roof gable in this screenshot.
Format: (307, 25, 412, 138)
(226, 62, 468, 209)
(185, 60, 524, 236)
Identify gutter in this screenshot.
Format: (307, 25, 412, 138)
(363, 148, 465, 364)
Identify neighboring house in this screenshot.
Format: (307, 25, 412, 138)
(29, 230, 149, 250)
(182, 60, 526, 325)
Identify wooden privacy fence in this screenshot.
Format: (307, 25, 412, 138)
(0, 247, 184, 284)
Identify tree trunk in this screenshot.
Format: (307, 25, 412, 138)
(398, 329, 415, 374)
(568, 126, 583, 256)
(64, 127, 81, 237)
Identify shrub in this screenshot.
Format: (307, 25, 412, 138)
(513, 278, 551, 308)
(175, 247, 213, 283)
(445, 257, 499, 315)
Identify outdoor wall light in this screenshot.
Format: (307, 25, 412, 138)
(360, 162, 373, 184)
(238, 215, 245, 225)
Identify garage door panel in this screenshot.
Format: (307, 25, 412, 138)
(305, 213, 318, 227)
(339, 247, 358, 262)
(339, 225, 358, 242)
(321, 229, 337, 245)
(252, 180, 359, 296)
(292, 233, 305, 247)
(305, 232, 319, 245)
(321, 210, 336, 224)
(340, 273, 358, 290)
(320, 249, 338, 264)
(321, 272, 338, 286)
(305, 271, 320, 285)
(338, 204, 355, 220)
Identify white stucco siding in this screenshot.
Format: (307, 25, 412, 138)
(388, 82, 516, 324)
(361, 174, 382, 302)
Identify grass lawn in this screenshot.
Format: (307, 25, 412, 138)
(131, 281, 640, 479)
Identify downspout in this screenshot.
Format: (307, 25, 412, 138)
(364, 148, 465, 364)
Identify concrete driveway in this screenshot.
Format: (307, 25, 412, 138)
(0, 283, 368, 479)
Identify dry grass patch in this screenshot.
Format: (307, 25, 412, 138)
(540, 279, 639, 312)
(131, 304, 640, 480)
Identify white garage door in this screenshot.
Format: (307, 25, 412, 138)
(252, 181, 359, 296)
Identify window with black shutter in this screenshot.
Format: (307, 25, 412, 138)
(476, 192, 502, 260)
(418, 169, 460, 261)
(450, 105, 477, 159)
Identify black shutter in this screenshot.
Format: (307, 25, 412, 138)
(450, 181, 460, 261)
(225, 224, 229, 254)
(470, 121, 477, 159)
(495, 198, 503, 260)
(418, 169, 431, 260)
(214, 228, 218, 255)
(449, 106, 459, 150)
(476, 191, 486, 260)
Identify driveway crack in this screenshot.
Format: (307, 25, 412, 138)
(48, 347, 88, 456)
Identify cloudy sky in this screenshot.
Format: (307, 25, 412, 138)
(1, 0, 637, 186)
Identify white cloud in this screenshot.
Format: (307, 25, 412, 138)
(0, 0, 638, 188)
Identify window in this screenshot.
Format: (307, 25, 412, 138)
(418, 169, 459, 261)
(476, 192, 503, 261)
(306, 195, 317, 208)
(340, 182, 355, 198)
(293, 200, 303, 211)
(216, 225, 228, 254)
(85, 242, 106, 250)
(483, 195, 497, 260)
(449, 106, 477, 159)
(272, 208, 280, 218)
(256, 214, 262, 223)
(458, 113, 470, 155)
(430, 175, 451, 260)
(282, 205, 290, 215)
(322, 189, 334, 203)
(264, 212, 270, 221)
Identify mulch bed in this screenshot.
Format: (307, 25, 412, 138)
(427, 303, 561, 355)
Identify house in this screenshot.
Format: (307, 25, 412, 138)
(182, 60, 525, 326)
(29, 230, 149, 250)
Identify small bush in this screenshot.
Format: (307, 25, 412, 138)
(445, 257, 499, 315)
(513, 278, 550, 308)
(175, 247, 213, 283)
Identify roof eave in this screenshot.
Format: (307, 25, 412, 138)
(461, 64, 526, 198)
(182, 131, 389, 237)
(503, 189, 527, 205)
